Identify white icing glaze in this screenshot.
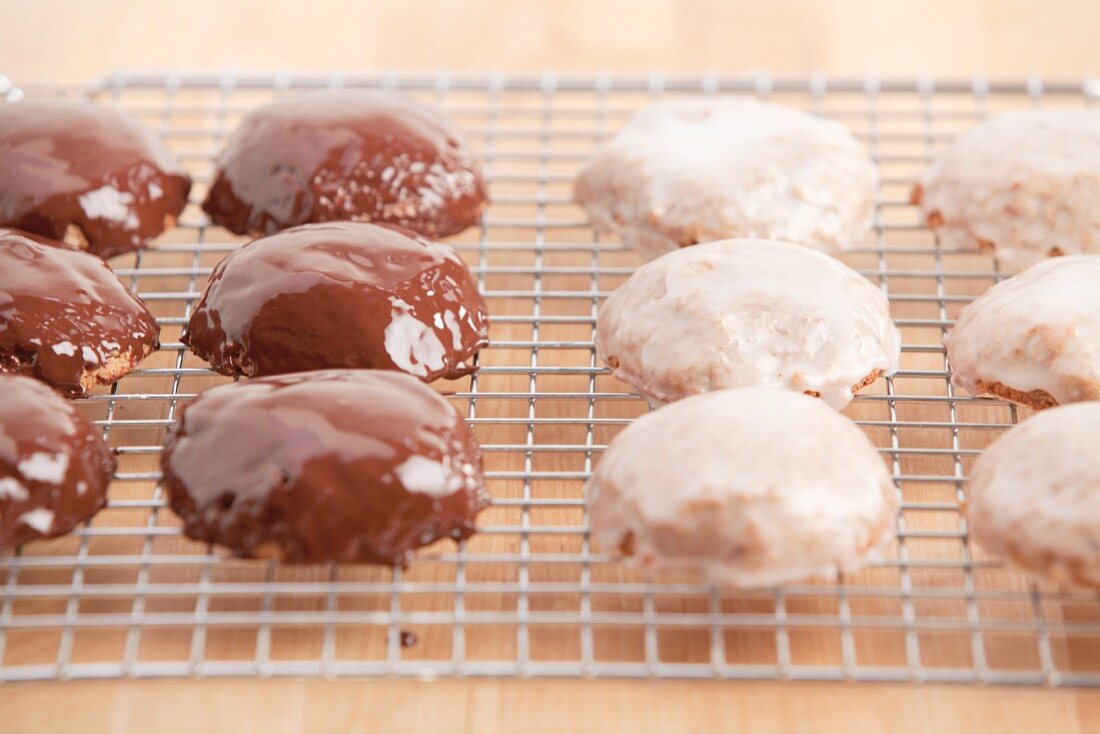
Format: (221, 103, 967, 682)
(18, 507, 55, 534)
(596, 239, 900, 409)
(966, 402, 1100, 587)
(16, 451, 70, 484)
(0, 477, 29, 502)
(78, 185, 139, 230)
(944, 256, 1100, 406)
(917, 109, 1100, 271)
(382, 297, 447, 378)
(394, 455, 461, 497)
(357, 156, 479, 222)
(574, 98, 876, 260)
(51, 341, 76, 356)
(586, 388, 897, 588)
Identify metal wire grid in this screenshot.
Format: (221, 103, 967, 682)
(1, 71, 1100, 685)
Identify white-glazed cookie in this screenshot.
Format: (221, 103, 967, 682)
(914, 109, 1100, 271)
(574, 98, 877, 260)
(586, 388, 897, 588)
(966, 402, 1100, 588)
(596, 238, 901, 409)
(944, 256, 1100, 409)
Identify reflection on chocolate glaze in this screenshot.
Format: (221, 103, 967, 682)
(0, 100, 191, 259)
(0, 374, 114, 551)
(182, 222, 489, 382)
(161, 369, 489, 565)
(202, 91, 486, 238)
(0, 228, 161, 396)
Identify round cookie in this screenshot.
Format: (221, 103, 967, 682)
(574, 97, 876, 260)
(596, 238, 900, 409)
(0, 228, 161, 397)
(966, 402, 1100, 588)
(944, 255, 1100, 409)
(1, 374, 114, 551)
(0, 99, 191, 259)
(183, 222, 489, 381)
(161, 369, 489, 565)
(203, 91, 486, 239)
(586, 388, 897, 587)
(914, 109, 1100, 271)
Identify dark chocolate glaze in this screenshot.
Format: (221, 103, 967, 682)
(0, 374, 114, 551)
(202, 91, 486, 238)
(161, 369, 489, 565)
(0, 100, 191, 259)
(0, 228, 161, 397)
(182, 222, 489, 382)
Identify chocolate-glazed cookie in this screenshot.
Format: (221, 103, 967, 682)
(1, 374, 114, 551)
(202, 91, 486, 238)
(182, 222, 488, 381)
(0, 100, 191, 259)
(161, 369, 489, 564)
(0, 228, 161, 396)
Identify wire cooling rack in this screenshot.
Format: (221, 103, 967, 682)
(2, 70, 1100, 686)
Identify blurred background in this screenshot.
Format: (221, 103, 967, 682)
(2, 0, 1098, 84)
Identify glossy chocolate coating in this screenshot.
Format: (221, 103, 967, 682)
(161, 369, 489, 565)
(183, 222, 489, 381)
(202, 91, 486, 238)
(0, 100, 191, 259)
(0, 374, 114, 551)
(0, 228, 161, 397)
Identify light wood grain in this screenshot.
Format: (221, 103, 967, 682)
(3, 679, 1100, 734)
(1, 0, 1099, 85)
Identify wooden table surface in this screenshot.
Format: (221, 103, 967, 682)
(2, 0, 1100, 83)
(3, 1, 1100, 732)
(4, 680, 1100, 733)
